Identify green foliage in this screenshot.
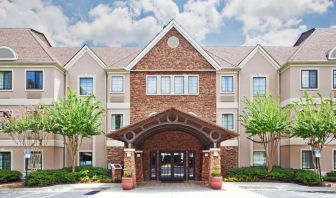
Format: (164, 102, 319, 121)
(292, 92, 336, 146)
(241, 94, 291, 136)
(225, 166, 321, 186)
(324, 171, 336, 182)
(123, 169, 132, 177)
(0, 170, 22, 184)
(211, 168, 222, 177)
(27, 167, 112, 187)
(326, 171, 336, 177)
(48, 89, 104, 138)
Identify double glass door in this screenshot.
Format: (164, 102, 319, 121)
(160, 152, 185, 181)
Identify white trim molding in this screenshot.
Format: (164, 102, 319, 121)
(217, 102, 238, 109)
(0, 140, 64, 147)
(125, 19, 220, 71)
(107, 102, 130, 109)
(0, 46, 18, 61)
(0, 98, 54, 105)
(0, 69, 14, 92)
(77, 75, 96, 96)
(106, 139, 124, 147)
(24, 69, 45, 92)
(220, 139, 238, 147)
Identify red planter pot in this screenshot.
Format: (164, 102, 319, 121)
(210, 176, 223, 190)
(122, 177, 134, 190)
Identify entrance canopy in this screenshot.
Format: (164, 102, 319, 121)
(107, 108, 238, 148)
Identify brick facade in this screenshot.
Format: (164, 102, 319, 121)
(220, 146, 238, 175)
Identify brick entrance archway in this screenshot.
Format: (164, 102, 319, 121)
(106, 108, 239, 186)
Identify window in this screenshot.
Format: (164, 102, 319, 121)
(79, 152, 92, 166)
(147, 76, 157, 94)
(79, 77, 93, 96)
(221, 76, 233, 92)
(25, 151, 42, 171)
(328, 47, 336, 60)
(222, 114, 234, 130)
(111, 76, 124, 93)
(0, 46, 18, 60)
(0, 152, 11, 170)
(111, 114, 123, 130)
(253, 77, 266, 96)
(301, 70, 318, 89)
(161, 76, 171, 94)
(302, 150, 313, 169)
(253, 151, 266, 166)
(26, 71, 43, 90)
(333, 70, 336, 89)
(334, 150, 336, 170)
(188, 76, 198, 94)
(174, 76, 184, 94)
(0, 71, 12, 90)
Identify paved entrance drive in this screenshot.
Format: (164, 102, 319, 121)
(0, 182, 336, 198)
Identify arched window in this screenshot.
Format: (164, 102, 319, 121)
(328, 47, 336, 60)
(0, 46, 18, 61)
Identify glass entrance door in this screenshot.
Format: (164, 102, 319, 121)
(160, 152, 185, 181)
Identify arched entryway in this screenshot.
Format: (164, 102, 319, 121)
(106, 108, 238, 184)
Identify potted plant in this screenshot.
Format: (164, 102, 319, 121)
(121, 169, 133, 190)
(210, 168, 223, 190)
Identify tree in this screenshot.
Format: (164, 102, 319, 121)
(240, 94, 291, 172)
(4, 105, 51, 171)
(48, 89, 104, 172)
(291, 92, 336, 173)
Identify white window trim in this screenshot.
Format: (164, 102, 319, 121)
(300, 149, 314, 170)
(77, 150, 93, 167)
(23, 150, 43, 172)
(110, 75, 125, 93)
(0, 69, 14, 92)
(0, 150, 13, 170)
(146, 75, 199, 95)
(328, 47, 336, 60)
(0, 46, 18, 61)
(250, 75, 268, 99)
(221, 112, 236, 131)
(77, 75, 95, 96)
(24, 69, 44, 92)
(252, 150, 267, 167)
(299, 68, 319, 90)
(110, 112, 124, 131)
(220, 75, 234, 94)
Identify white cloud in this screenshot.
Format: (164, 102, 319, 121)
(223, 0, 334, 46)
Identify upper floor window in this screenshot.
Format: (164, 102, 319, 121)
(25, 151, 42, 171)
(0, 71, 12, 90)
(221, 76, 233, 93)
(301, 70, 317, 89)
(188, 76, 198, 94)
(302, 150, 313, 169)
(0, 152, 11, 170)
(111, 114, 123, 130)
(328, 47, 336, 60)
(253, 151, 266, 166)
(147, 75, 198, 95)
(26, 70, 43, 90)
(333, 70, 336, 89)
(253, 77, 266, 96)
(79, 77, 93, 96)
(161, 76, 171, 94)
(221, 113, 234, 130)
(111, 76, 124, 93)
(0, 46, 18, 61)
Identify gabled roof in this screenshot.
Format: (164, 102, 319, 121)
(125, 19, 221, 71)
(237, 44, 281, 70)
(64, 45, 107, 70)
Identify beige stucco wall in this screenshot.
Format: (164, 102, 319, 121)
(66, 52, 107, 168)
(238, 52, 279, 167)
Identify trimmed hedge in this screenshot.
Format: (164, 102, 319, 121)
(225, 166, 321, 186)
(27, 167, 112, 187)
(323, 171, 336, 182)
(0, 170, 22, 184)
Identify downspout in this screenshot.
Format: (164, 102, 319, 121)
(63, 70, 68, 168)
(277, 69, 281, 167)
(237, 70, 240, 167)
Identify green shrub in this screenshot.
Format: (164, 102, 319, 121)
(225, 166, 321, 186)
(0, 170, 22, 184)
(27, 167, 113, 187)
(324, 176, 336, 182)
(211, 168, 221, 177)
(326, 171, 336, 177)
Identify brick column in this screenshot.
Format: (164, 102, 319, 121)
(209, 148, 221, 182)
(124, 148, 136, 187)
(201, 150, 210, 183)
(135, 150, 143, 182)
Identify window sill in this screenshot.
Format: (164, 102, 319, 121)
(299, 88, 319, 91)
(0, 90, 14, 92)
(25, 89, 44, 92)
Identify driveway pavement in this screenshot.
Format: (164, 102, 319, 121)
(0, 182, 335, 198)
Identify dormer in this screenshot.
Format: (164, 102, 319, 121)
(328, 47, 336, 60)
(0, 46, 18, 61)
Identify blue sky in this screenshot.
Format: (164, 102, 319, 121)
(0, 0, 335, 47)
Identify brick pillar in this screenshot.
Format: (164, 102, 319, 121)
(209, 148, 221, 182)
(201, 150, 210, 183)
(135, 150, 143, 182)
(124, 148, 136, 187)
